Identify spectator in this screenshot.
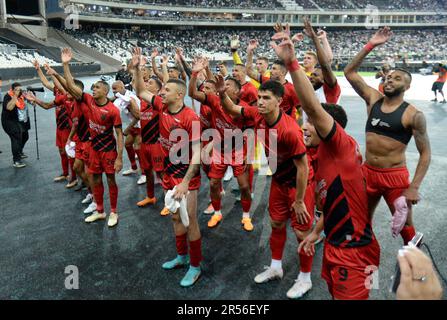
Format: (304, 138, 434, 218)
(115, 62, 133, 89)
(1, 82, 28, 168)
(396, 246, 443, 300)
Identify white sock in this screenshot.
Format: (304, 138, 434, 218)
(298, 272, 311, 283)
(242, 212, 250, 219)
(214, 210, 222, 216)
(270, 259, 282, 270)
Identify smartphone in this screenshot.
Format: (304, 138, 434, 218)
(390, 231, 424, 293)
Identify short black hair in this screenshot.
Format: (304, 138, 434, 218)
(74, 79, 84, 91)
(393, 68, 412, 83)
(259, 80, 284, 98)
(321, 103, 348, 129)
(273, 59, 285, 68)
(226, 77, 241, 91)
(11, 82, 21, 90)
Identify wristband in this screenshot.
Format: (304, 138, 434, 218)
(191, 71, 199, 78)
(364, 42, 375, 53)
(286, 59, 300, 72)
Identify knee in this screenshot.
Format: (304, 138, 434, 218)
(294, 228, 311, 242)
(270, 220, 286, 230)
(239, 185, 250, 196)
(210, 179, 221, 190)
(171, 212, 180, 223)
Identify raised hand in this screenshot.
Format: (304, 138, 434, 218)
(130, 47, 142, 69)
(369, 26, 393, 46)
(303, 18, 317, 39)
(215, 74, 227, 95)
(247, 39, 258, 53)
(32, 59, 40, 70)
(274, 22, 291, 37)
(175, 47, 184, 60)
(317, 29, 327, 39)
(192, 57, 205, 73)
(151, 48, 159, 59)
(230, 35, 240, 50)
(23, 91, 36, 102)
(271, 31, 296, 64)
(44, 63, 57, 76)
(291, 33, 305, 43)
(61, 47, 73, 64)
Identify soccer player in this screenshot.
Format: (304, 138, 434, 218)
(431, 63, 447, 103)
(134, 75, 164, 208)
(216, 76, 312, 298)
(344, 27, 431, 245)
(189, 58, 254, 232)
(231, 64, 258, 106)
(29, 65, 77, 188)
(111, 80, 141, 177)
(133, 47, 203, 287)
(270, 27, 381, 300)
(62, 48, 124, 228)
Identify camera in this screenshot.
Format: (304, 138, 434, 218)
(216, 66, 220, 73)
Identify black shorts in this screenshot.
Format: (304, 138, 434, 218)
(432, 81, 444, 92)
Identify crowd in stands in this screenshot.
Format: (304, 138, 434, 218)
(83, 0, 447, 10)
(64, 27, 447, 65)
(0, 48, 58, 69)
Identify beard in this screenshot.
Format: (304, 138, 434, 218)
(384, 87, 404, 98)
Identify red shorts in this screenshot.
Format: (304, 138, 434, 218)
(322, 239, 380, 300)
(88, 149, 117, 175)
(162, 174, 201, 191)
(139, 143, 164, 172)
(128, 127, 141, 137)
(75, 141, 91, 164)
(362, 164, 410, 213)
(269, 178, 314, 231)
(56, 129, 70, 149)
(208, 146, 246, 179)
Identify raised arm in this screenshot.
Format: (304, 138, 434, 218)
(317, 29, 334, 63)
(305, 20, 337, 88)
(132, 47, 155, 103)
(230, 35, 243, 64)
(202, 57, 215, 82)
(44, 63, 69, 94)
(151, 48, 164, 81)
(188, 58, 207, 103)
(245, 39, 260, 82)
(161, 55, 169, 84)
(344, 27, 392, 106)
(271, 31, 334, 138)
(175, 48, 192, 79)
(61, 48, 83, 100)
(215, 74, 243, 118)
(404, 110, 431, 205)
(23, 91, 54, 110)
(33, 60, 54, 91)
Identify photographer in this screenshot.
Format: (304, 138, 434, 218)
(1, 83, 27, 168)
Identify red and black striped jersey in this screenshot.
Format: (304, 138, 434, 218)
(71, 100, 90, 143)
(152, 95, 201, 179)
(140, 99, 160, 145)
(54, 94, 72, 131)
(315, 121, 373, 248)
(81, 93, 122, 152)
(241, 106, 306, 187)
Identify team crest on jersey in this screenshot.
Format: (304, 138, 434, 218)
(101, 114, 107, 121)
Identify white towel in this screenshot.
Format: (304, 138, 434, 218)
(164, 186, 189, 227)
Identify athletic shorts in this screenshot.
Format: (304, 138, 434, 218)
(208, 145, 246, 179)
(362, 163, 410, 213)
(139, 143, 164, 172)
(432, 81, 444, 92)
(322, 239, 380, 300)
(269, 178, 315, 231)
(128, 127, 141, 137)
(162, 173, 201, 191)
(56, 129, 70, 149)
(75, 140, 91, 165)
(88, 149, 117, 175)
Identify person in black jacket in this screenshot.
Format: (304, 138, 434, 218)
(115, 62, 132, 90)
(1, 82, 27, 168)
